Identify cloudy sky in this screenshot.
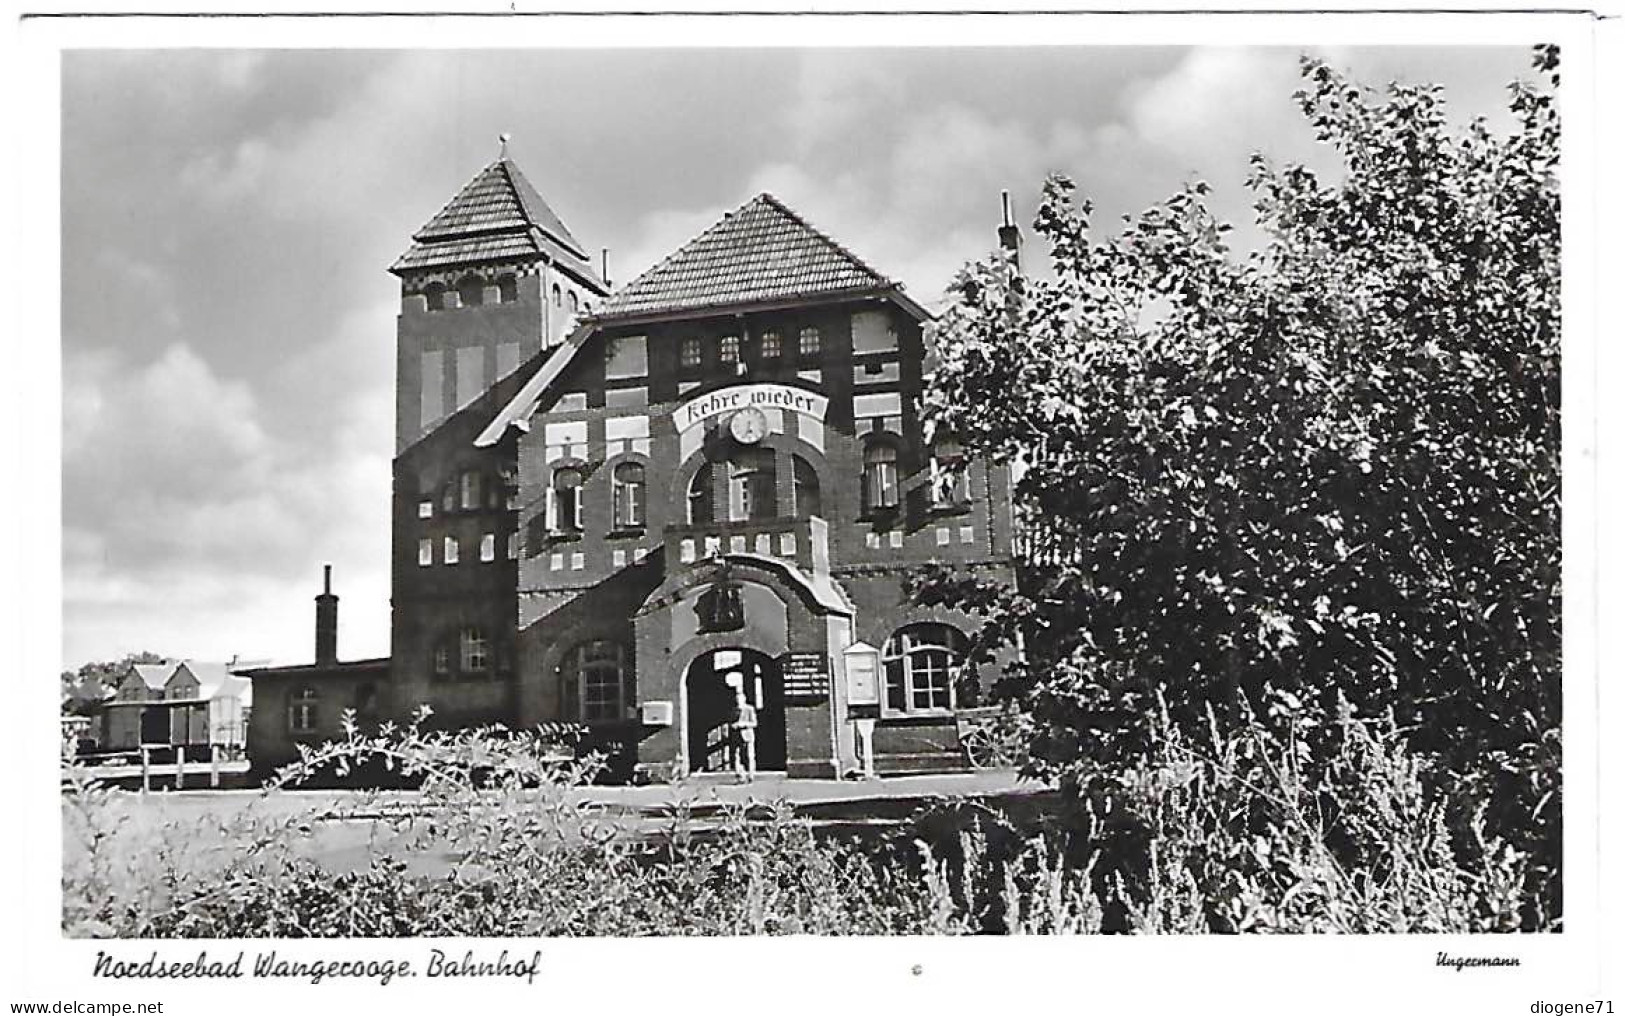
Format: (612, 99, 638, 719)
(59, 43, 1536, 669)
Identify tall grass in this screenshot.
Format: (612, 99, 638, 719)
(61, 703, 1549, 936)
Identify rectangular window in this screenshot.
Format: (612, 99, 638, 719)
(418, 500, 433, 519)
(507, 531, 520, 560)
(480, 533, 496, 562)
(605, 335, 649, 380)
(799, 326, 821, 358)
(760, 331, 782, 358)
(418, 538, 433, 567)
(460, 472, 482, 511)
(443, 536, 459, 565)
(680, 336, 704, 369)
(719, 335, 740, 364)
(910, 653, 954, 711)
(852, 310, 899, 354)
(930, 459, 972, 507)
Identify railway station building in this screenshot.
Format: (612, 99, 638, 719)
(245, 154, 1018, 781)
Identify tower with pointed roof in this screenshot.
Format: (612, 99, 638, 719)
(390, 152, 609, 453)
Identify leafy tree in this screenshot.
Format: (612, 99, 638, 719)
(918, 48, 1559, 924)
(60, 651, 167, 715)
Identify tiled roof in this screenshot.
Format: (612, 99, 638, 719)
(594, 193, 896, 320)
(391, 158, 604, 289)
(131, 663, 176, 692)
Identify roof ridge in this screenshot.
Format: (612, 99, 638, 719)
(596, 192, 895, 320)
(603, 193, 756, 303)
(500, 158, 589, 259)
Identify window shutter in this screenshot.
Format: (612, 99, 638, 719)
(545, 485, 558, 533)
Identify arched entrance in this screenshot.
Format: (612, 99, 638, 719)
(685, 648, 787, 773)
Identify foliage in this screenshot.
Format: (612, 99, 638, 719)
(62, 711, 1542, 935)
(915, 48, 1560, 928)
(60, 651, 166, 716)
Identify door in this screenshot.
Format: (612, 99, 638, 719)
(685, 648, 787, 773)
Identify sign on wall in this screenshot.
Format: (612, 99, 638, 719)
(781, 652, 832, 702)
(675, 383, 829, 433)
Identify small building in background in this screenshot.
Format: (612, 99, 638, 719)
(239, 565, 390, 767)
(96, 658, 256, 754)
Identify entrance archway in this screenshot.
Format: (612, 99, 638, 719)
(685, 648, 787, 773)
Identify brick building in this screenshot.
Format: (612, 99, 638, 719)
(246, 155, 1017, 781)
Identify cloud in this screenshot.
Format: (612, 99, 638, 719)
(61, 342, 391, 666)
(58, 46, 1538, 671)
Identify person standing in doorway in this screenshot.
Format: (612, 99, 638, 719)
(725, 671, 757, 782)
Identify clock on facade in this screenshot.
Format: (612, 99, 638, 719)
(728, 406, 768, 444)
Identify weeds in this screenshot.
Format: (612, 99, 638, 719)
(61, 700, 1552, 936)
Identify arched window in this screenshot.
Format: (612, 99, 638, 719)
(567, 641, 627, 723)
(458, 275, 485, 308)
(863, 442, 900, 513)
(727, 448, 776, 522)
(687, 464, 714, 526)
(551, 283, 563, 307)
(930, 436, 971, 507)
(496, 274, 519, 303)
(550, 466, 584, 533)
(288, 686, 318, 734)
(424, 283, 447, 311)
(566, 290, 580, 315)
(613, 461, 646, 529)
(882, 623, 967, 714)
(459, 471, 483, 511)
(793, 455, 822, 519)
(459, 627, 489, 673)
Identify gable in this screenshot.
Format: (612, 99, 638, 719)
(593, 193, 900, 322)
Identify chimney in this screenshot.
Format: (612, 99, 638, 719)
(315, 564, 338, 667)
(997, 189, 1022, 274)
